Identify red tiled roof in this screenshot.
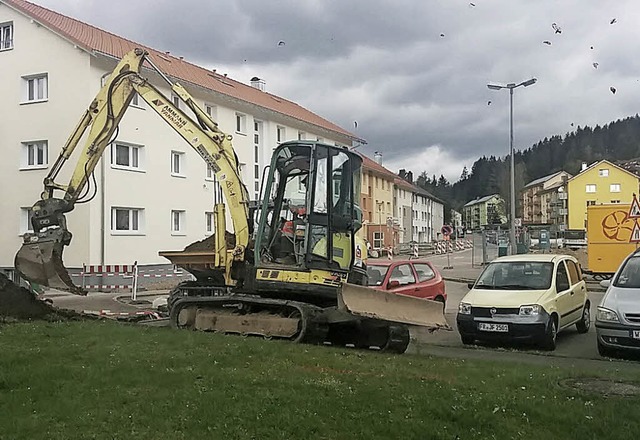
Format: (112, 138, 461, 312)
(394, 177, 414, 191)
(360, 154, 397, 180)
(2, 0, 362, 142)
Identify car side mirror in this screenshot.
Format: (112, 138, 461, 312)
(388, 280, 400, 289)
(467, 282, 475, 289)
(600, 279, 611, 288)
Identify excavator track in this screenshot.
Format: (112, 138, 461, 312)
(169, 294, 410, 353)
(169, 295, 329, 345)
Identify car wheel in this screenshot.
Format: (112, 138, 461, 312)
(541, 316, 557, 351)
(576, 303, 591, 334)
(597, 340, 617, 358)
(460, 334, 475, 345)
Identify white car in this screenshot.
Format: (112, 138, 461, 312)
(457, 254, 591, 350)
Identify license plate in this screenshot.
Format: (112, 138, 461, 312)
(478, 322, 508, 332)
(632, 330, 640, 340)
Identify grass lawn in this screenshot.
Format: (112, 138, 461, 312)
(0, 320, 639, 440)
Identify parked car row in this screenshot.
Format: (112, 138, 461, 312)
(361, 251, 640, 359)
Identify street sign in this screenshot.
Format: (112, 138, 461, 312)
(514, 218, 522, 227)
(441, 225, 453, 236)
(631, 221, 640, 243)
(629, 194, 640, 218)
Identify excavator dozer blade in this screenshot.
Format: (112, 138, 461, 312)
(14, 235, 86, 295)
(338, 283, 450, 330)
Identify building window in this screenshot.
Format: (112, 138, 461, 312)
(111, 143, 142, 170)
(373, 231, 384, 249)
(277, 126, 285, 143)
(205, 212, 214, 234)
(586, 200, 596, 207)
(0, 22, 13, 51)
(611, 200, 621, 204)
(610, 183, 621, 193)
(171, 94, 181, 109)
(130, 92, 143, 108)
(171, 151, 185, 177)
(20, 207, 34, 234)
(204, 103, 217, 119)
(22, 73, 48, 102)
(171, 210, 185, 234)
(21, 141, 48, 169)
(111, 208, 143, 234)
(599, 169, 609, 177)
(585, 184, 596, 193)
(235, 113, 246, 133)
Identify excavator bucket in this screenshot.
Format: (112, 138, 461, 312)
(338, 283, 450, 330)
(14, 233, 85, 295)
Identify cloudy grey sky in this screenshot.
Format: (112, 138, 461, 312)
(33, 0, 640, 181)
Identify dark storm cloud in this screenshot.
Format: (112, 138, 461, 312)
(33, 0, 640, 180)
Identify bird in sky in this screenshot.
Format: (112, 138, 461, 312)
(552, 23, 562, 34)
(571, 123, 575, 127)
(469, 2, 476, 6)
(487, 100, 491, 105)
(590, 46, 594, 49)
(277, 40, 286, 46)
(543, 40, 552, 45)
(592, 62, 599, 69)
(440, 33, 445, 37)
(354, 121, 358, 129)
(610, 86, 617, 94)
(610, 18, 617, 24)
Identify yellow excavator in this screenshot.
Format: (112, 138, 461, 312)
(15, 48, 447, 353)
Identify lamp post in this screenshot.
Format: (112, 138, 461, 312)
(487, 78, 537, 255)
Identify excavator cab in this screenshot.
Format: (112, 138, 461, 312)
(255, 141, 363, 270)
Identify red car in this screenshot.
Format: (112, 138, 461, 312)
(366, 260, 446, 304)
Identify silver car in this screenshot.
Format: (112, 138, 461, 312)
(596, 250, 640, 357)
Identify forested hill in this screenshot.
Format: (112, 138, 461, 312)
(415, 114, 640, 219)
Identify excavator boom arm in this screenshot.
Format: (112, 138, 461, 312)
(15, 48, 249, 293)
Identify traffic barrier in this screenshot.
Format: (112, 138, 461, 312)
(71, 263, 187, 291)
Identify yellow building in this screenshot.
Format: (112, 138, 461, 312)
(567, 160, 640, 230)
(360, 154, 395, 250)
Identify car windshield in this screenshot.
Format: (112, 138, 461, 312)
(366, 265, 390, 286)
(474, 261, 553, 290)
(613, 256, 640, 288)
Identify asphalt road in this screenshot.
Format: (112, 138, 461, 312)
(410, 280, 606, 361)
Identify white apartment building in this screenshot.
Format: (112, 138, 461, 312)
(412, 188, 444, 243)
(0, 0, 361, 274)
(393, 178, 414, 243)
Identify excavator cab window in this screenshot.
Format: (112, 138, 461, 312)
(255, 141, 362, 272)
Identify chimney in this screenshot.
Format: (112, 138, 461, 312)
(407, 171, 413, 183)
(374, 151, 383, 165)
(398, 169, 406, 179)
(250, 76, 266, 91)
(581, 162, 588, 171)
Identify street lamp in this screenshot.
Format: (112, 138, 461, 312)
(487, 77, 537, 255)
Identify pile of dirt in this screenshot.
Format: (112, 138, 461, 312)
(0, 273, 82, 321)
(0, 273, 56, 320)
(183, 232, 235, 252)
